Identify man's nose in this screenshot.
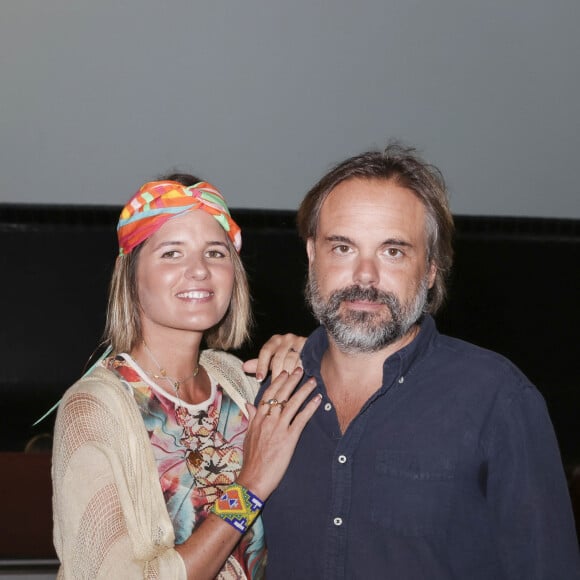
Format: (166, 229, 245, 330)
(353, 255, 379, 287)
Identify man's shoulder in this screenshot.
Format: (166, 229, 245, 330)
(435, 331, 509, 360)
(429, 329, 533, 395)
(301, 326, 328, 359)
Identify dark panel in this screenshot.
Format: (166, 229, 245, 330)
(0, 452, 55, 559)
(0, 205, 578, 469)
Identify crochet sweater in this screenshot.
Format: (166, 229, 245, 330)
(52, 349, 260, 579)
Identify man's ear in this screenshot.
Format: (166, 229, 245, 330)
(427, 261, 437, 289)
(306, 238, 315, 266)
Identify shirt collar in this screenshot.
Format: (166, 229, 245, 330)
(302, 314, 438, 383)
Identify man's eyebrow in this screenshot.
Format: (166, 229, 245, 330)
(324, 235, 414, 248)
(381, 238, 414, 248)
(324, 235, 353, 244)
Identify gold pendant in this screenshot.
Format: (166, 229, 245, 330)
(187, 450, 204, 469)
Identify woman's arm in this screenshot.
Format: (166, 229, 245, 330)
(53, 369, 319, 580)
(52, 388, 186, 579)
(175, 367, 320, 579)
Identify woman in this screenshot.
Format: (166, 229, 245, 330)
(51, 175, 319, 579)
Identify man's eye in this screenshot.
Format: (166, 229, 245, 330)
(332, 245, 351, 255)
(386, 247, 403, 258)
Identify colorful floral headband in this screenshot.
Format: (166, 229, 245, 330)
(117, 180, 242, 256)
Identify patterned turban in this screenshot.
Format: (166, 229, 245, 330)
(117, 180, 242, 256)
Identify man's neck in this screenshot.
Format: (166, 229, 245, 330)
(320, 324, 420, 433)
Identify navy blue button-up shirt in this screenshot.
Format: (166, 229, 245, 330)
(258, 316, 580, 579)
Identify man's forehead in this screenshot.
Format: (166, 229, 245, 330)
(317, 178, 426, 234)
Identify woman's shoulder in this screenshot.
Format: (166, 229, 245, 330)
(55, 363, 149, 450)
(200, 348, 243, 369)
(200, 349, 259, 402)
(66, 364, 125, 393)
(60, 364, 134, 416)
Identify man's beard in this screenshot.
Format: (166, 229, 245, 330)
(306, 271, 430, 354)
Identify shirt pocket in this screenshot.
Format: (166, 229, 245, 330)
(371, 449, 455, 537)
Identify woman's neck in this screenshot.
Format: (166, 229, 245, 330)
(131, 334, 210, 405)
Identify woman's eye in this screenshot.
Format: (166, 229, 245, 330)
(206, 249, 227, 259)
(161, 250, 180, 259)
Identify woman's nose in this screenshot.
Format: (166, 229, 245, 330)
(185, 257, 209, 279)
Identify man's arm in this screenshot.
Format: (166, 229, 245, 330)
(487, 383, 580, 578)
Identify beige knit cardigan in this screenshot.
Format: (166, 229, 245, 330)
(52, 349, 260, 579)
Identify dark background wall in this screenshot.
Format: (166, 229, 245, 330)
(1, 204, 578, 469)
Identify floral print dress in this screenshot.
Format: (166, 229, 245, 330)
(104, 354, 266, 579)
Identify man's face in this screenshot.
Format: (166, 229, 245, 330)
(306, 177, 436, 353)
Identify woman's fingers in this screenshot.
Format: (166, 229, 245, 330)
(241, 358, 259, 375)
(242, 334, 306, 381)
(257, 367, 303, 418)
(268, 337, 304, 379)
(245, 402, 257, 422)
(257, 368, 318, 429)
(273, 376, 318, 427)
(285, 387, 321, 433)
(239, 376, 321, 499)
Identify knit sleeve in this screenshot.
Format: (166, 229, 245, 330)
(200, 350, 260, 413)
(52, 377, 187, 579)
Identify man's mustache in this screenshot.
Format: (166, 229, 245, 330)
(328, 285, 396, 307)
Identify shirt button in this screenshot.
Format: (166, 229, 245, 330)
(333, 517, 343, 526)
(338, 455, 347, 464)
(398, 376, 405, 384)
(324, 402, 332, 411)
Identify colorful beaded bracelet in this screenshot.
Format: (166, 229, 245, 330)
(210, 483, 264, 534)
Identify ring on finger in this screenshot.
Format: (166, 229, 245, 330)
(261, 398, 286, 416)
(261, 398, 278, 416)
(261, 398, 279, 407)
(270, 400, 287, 414)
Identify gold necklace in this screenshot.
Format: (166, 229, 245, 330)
(142, 341, 199, 400)
(142, 341, 206, 474)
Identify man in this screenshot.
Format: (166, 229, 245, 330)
(257, 143, 580, 578)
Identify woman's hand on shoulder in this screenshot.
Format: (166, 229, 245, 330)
(237, 367, 320, 500)
(242, 333, 306, 381)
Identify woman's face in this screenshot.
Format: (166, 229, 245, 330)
(135, 210, 235, 340)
